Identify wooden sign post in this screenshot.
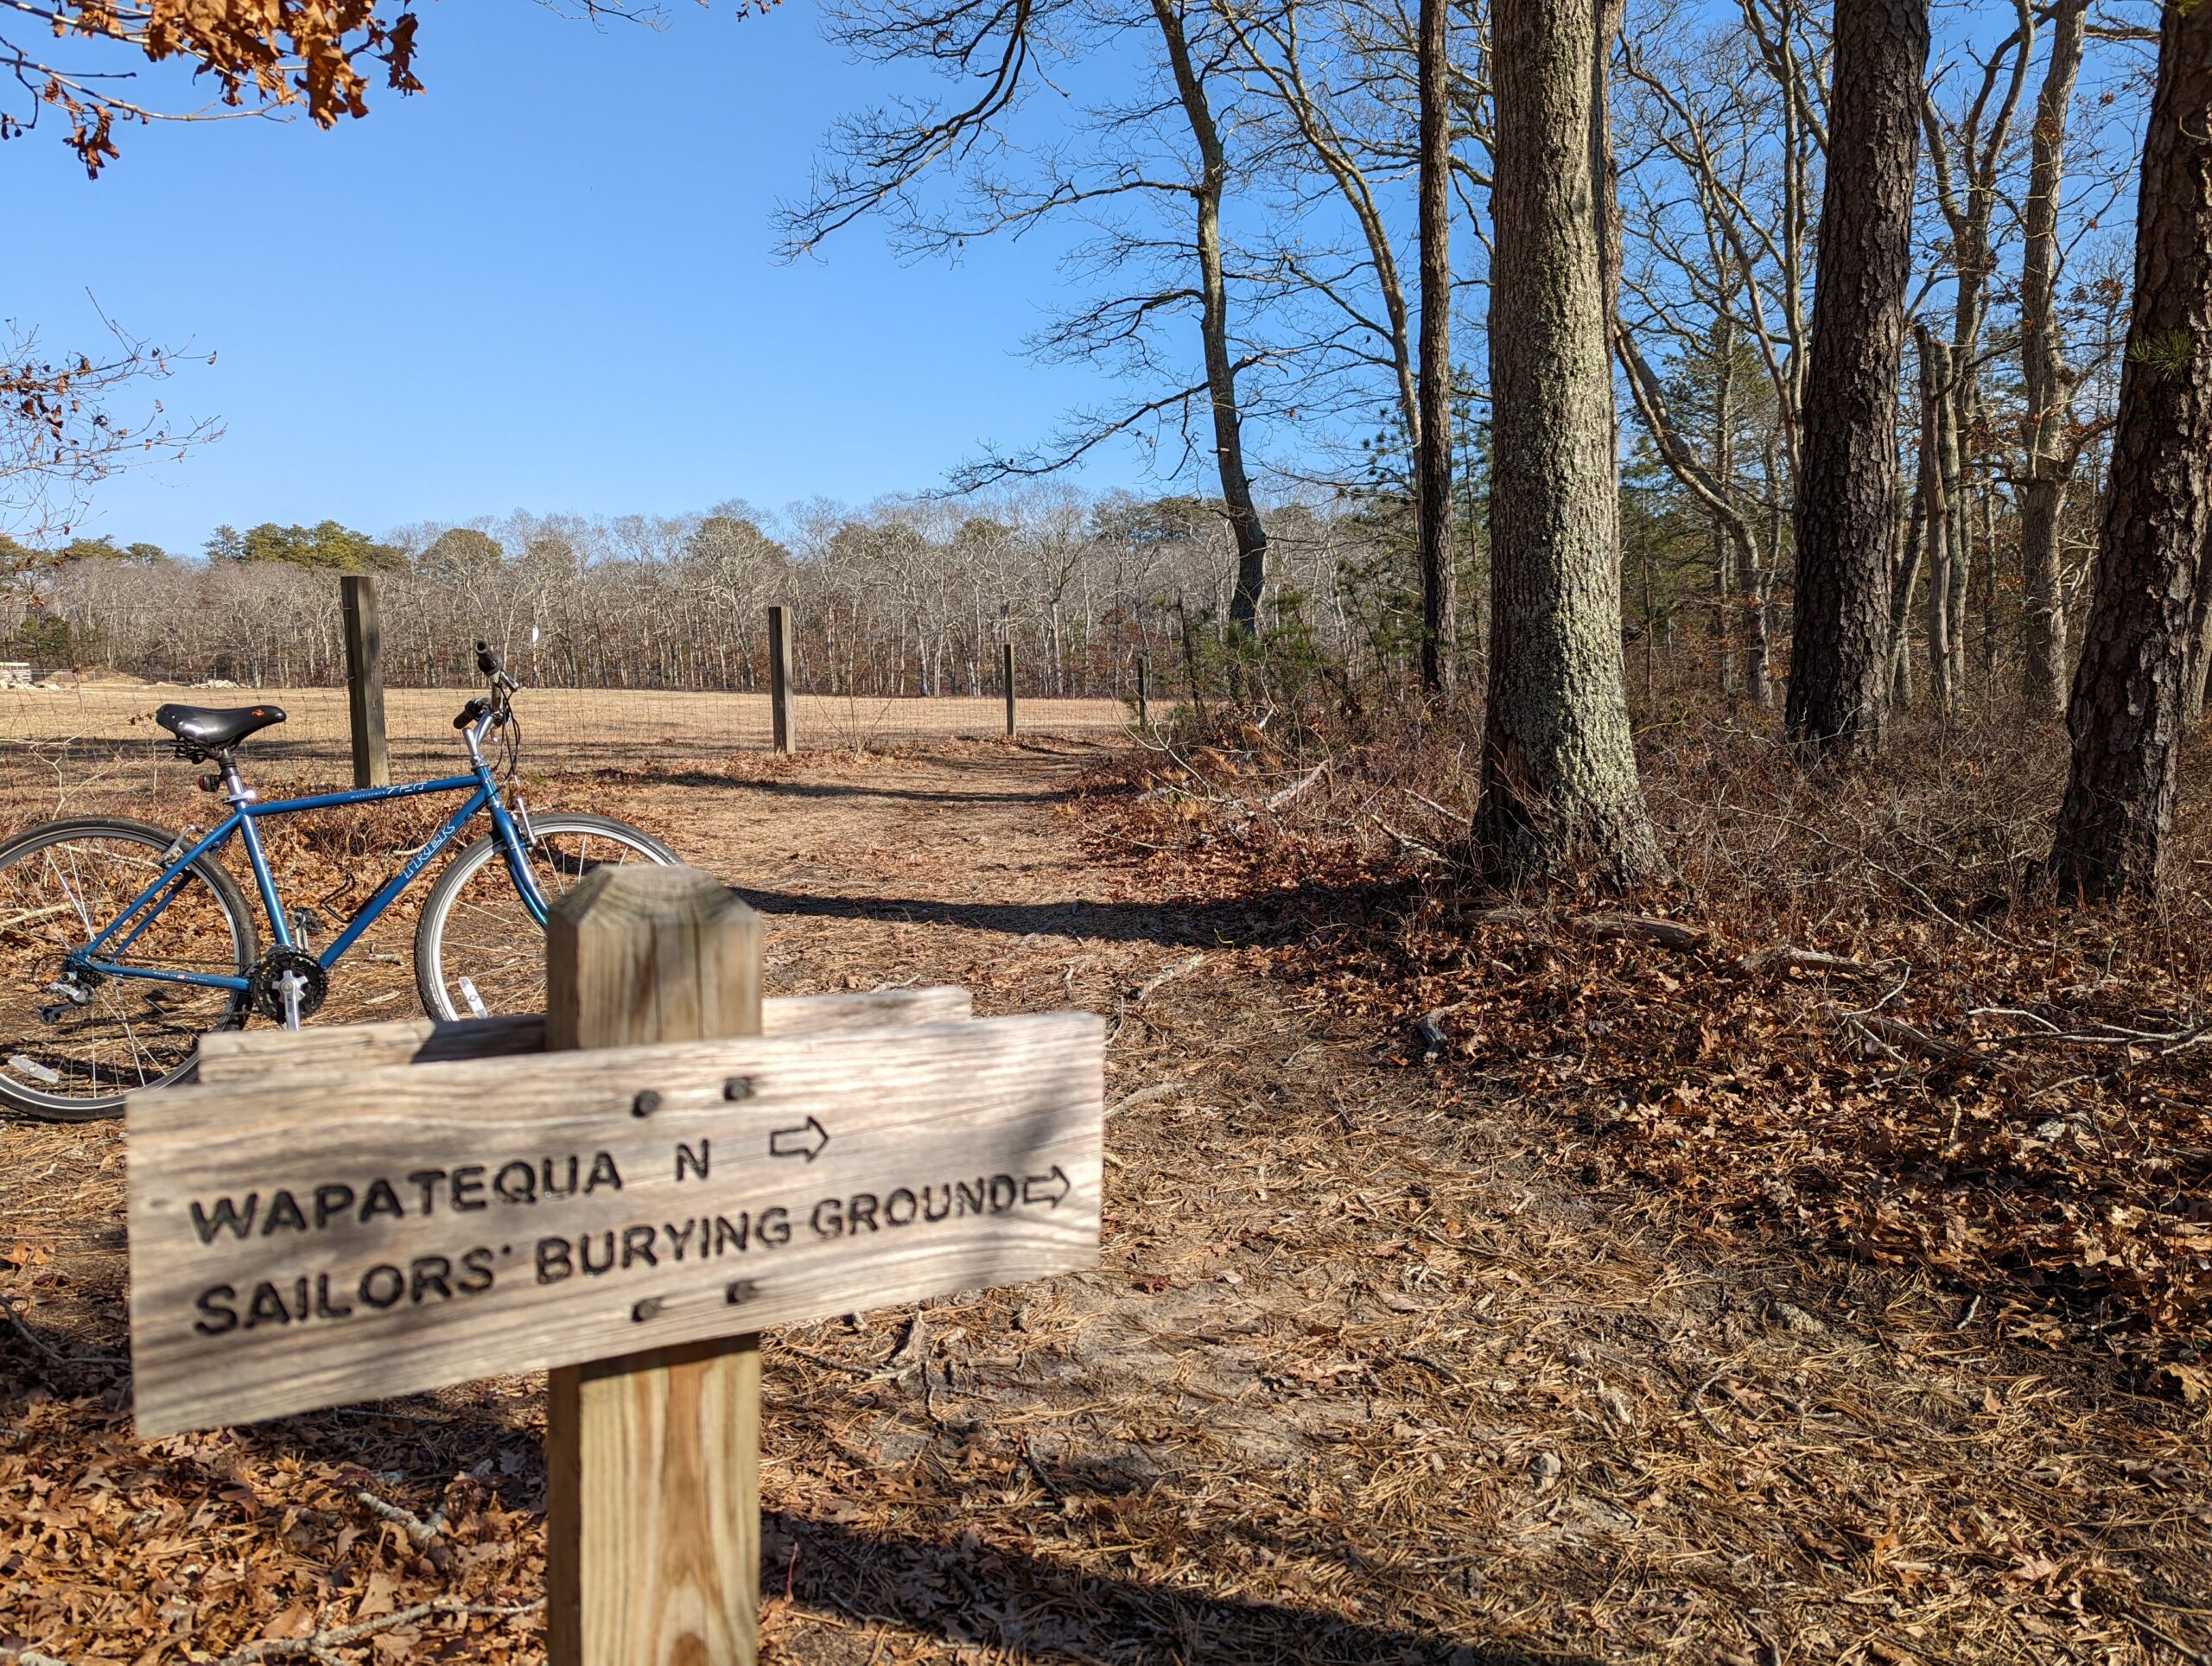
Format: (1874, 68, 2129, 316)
(544, 866, 763, 1666)
(340, 575, 390, 789)
(126, 866, 1104, 1665)
(766, 605, 794, 756)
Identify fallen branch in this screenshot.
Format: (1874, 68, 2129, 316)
(354, 1491, 452, 1574)
(1402, 786, 1473, 828)
(0, 1289, 65, 1366)
(884, 1310, 928, 1373)
(1108, 1080, 1185, 1117)
(1463, 903, 1540, 927)
(0, 1288, 118, 1370)
(1370, 813, 1444, 861)
(1580, 912, 1708, 953)
(1133, 952, 1205, 1004)
(216, 1597, 543, 1664)
(1460, 905, 1706, 953)
(1263, 760, 1329, 811)
(1844, 1012, 1995, 1075)
(1734, 945, 1878, 979)
(3, 1598, 545, 1666)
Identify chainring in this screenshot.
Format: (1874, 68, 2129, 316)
(248, 947, 328, 1024)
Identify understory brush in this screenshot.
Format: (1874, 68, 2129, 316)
(1082, 693, 2212, 1385)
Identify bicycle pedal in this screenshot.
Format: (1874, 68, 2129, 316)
(9, 1053, 61, 1085)
(287, 906, 322, 947)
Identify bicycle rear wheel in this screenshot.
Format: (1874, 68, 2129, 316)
(0, 817, 257, 1119)
(413, 813, 677, 1021)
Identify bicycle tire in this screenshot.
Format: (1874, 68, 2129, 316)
(413, 812, 678, 1022)
(0, 817, 258, 1120)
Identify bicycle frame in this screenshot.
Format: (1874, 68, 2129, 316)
(67, 721, 542, 996)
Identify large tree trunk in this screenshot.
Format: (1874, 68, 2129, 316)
(1414, 0, 1456, 693)
(2019, 0, 2088, 718)
(1154, 0, 1268, 636)
(1783, 0, 1928, 754)
(1476, 0, 1659, 885)
(2048, 4, 2212, 898)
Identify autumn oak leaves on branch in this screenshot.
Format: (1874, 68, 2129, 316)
(3, 0, 421, 173)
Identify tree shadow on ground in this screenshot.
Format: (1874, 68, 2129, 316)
(767, 1508, 1583, 1666)
(2, 1317, 1570, 1666)
(620, 773, 1058, 807)
(733, 883, 1396, 951)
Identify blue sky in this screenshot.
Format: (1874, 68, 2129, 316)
(5, 0, 1128, 552)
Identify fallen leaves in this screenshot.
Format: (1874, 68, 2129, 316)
(1077, 715, 2212, 1366)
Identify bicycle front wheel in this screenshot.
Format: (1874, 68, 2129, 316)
(0, 817, 257, 1119)
(414, 813, 678, 1021)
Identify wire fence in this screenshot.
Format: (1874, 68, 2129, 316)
(0, 680, 1134, 798)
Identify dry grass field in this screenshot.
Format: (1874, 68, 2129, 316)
(0, 682, 1130, 791)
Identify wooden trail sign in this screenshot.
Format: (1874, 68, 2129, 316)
(128, 1011, 1102, 1435)
(130, 863, 1106, 1666)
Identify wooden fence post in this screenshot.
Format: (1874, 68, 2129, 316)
(1002, 642, 1017, 739)
(1135, 655, 1149, 728)
(340, 575, 390, 788)
(544, 865, 765, 1666)
(766, 605, 793, 756)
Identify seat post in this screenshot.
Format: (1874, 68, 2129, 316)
(217, 753, 255, 807)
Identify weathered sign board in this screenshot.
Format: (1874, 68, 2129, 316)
(129, 1012, 1103, 1436)
(192, 985, 976, 1081)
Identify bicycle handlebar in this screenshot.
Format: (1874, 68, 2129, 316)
(475, 639, 519, 694)
(455, 639, 522, 732)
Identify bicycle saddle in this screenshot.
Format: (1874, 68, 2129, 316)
(154, 703, 288, 752)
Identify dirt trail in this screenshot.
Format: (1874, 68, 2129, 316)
(1, 741, 2203, 1665)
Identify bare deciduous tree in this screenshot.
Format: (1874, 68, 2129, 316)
(1, 315, 218, 556)
(780, 0, 1277, 632)
(2018, 0, 2091, 718)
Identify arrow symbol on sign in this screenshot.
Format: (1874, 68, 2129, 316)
(1022, 1166, 1071, 1207)
(769, 1116, 830, 1161)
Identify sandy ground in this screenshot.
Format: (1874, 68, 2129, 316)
(1, 741, 2205, 1664)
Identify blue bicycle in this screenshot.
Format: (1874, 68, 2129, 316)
(0, 642, 676, 1119)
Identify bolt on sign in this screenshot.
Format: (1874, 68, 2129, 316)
(129, 1011, 1103, 1436)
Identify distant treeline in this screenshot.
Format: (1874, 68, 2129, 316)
(2, 491, 1408, 697)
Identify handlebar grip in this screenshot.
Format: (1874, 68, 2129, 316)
(475, 638, 519, 692)
(454, 697, 489, 730)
